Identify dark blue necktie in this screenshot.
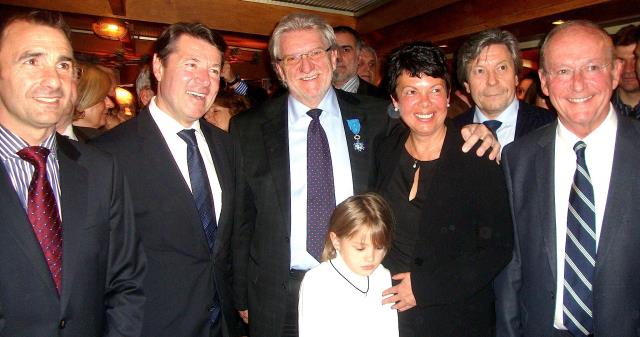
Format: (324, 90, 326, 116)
(483, 120, 502, 133)
(563, 141, 595, 336)
(177, 129, 220, 323)
(306, 109, 335, 261)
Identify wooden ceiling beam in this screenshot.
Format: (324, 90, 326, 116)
(108, 0, 125, 16)
(365, 0, 609, 55)
(357, 0, 459, 34)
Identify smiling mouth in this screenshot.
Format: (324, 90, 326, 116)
(34, 97, 60, 103)
(300, 74, 319, 81)
(186, 91, 206, 99)
(568, 96, 593, 103)
(416, 113, 434, 119)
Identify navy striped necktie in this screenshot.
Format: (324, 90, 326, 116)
(563, 141, 595, 336)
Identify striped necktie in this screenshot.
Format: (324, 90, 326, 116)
(563, 141, 595, 336)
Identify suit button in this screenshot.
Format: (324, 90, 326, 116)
(285, 236, 290, 243)
(58, 319, 66, 329)
(414, 258, 423, 266)
(282, 281, 287, 289)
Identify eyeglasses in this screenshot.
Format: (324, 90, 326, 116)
(277, 47, 331, 67)
(545, 63, 611, 81)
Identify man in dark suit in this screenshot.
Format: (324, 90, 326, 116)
(454, 29, 555, 149)
(495, 20, 640, 336)
(93, 23, 241, 337)
(332, 26, 386, 98)
(0, 11, 145, 336)
(231, 13, 501, 337)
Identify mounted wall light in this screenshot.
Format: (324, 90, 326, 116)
(92, 18, 128, 40)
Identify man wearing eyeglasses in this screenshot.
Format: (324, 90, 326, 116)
(495, 20, 640, 337)
(230, 13, 501, 337)
(0, 11, 145, 336)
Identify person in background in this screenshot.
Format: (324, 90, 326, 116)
(358, 44, 379, 86)
(454, 29, 555, 150)
(136, 64, 155, 108)
(204, 89, 250, 131)
(298, 193, 398, 337)
(72, 62, 115, 141)
(375, 41, 513, 337)
(611, 25, 640, 118)
(333, 26, 386, 98)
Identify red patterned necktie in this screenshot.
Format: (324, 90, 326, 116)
(17, 146, 63, 293)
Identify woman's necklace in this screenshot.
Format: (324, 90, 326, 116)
(329, 260, 369, 296)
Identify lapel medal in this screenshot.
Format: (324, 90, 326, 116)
(346, 119, 364, 152)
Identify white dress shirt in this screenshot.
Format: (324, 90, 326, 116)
(553, 105, 617, 329)
(473, 98, 519, 148)
(288, 88, 354, 270)
(148, 97, 222, 224)
(298, 252, 399, 337)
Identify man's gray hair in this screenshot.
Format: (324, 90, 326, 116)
(539, 20, 614, 73)
(456, 29, 521, 86)
(135, 65, 152, 97)
(268, 13, 336, 64)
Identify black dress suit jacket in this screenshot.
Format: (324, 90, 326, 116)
(495, 116, 640, 336)
(230, 89, 390, 337)
(453, 100, 555, 140)
(356, 76, 387, 99)
(0, 135, 145, 337)
(374, 122, 513, 336)
(92, 108, 241, 337)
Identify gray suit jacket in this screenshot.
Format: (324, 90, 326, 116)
(495, 115, 640, 336)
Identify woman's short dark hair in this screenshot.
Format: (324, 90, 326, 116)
(384, 41, 450, 99)
(154, 22, 227, 64)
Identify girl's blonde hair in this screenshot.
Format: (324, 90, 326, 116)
(321, 192, 394, 261)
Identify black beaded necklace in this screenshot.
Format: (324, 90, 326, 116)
(329, 260, 369, 296)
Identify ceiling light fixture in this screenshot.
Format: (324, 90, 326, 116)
(552, 20, 565, 25)
(92, 18, 128, 40)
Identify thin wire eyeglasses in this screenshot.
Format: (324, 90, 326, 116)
(277, 47, 332, 67)
(545, 63, 611, 81)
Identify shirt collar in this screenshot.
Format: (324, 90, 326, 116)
(337, 75, 360, 93)
(473, 96, 519, 126)
(556, 103, 618, 148)
(149, 96, 202, 134)
(0, 125, 57, 161)
(288, 87, 341, 123)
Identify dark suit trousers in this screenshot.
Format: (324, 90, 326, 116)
(283, 270, 306, 337)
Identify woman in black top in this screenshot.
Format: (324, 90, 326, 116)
(375, 42, 513, 337)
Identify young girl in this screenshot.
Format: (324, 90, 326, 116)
(298, 193, 399, 337)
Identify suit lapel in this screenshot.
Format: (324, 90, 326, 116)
(596, 119, 638, 273)
(535, 125, 558, 286)
(137, 110, 211, 251)
(337, 93, 369, 193)
(56, 136, 87, 309)
(0, 162, 57, 294)
(200, 122, 233, 255)
(261, 98, 291, 232)
(514, 101, 528, 138)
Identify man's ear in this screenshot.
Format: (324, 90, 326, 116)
(152, 54, 164, 83)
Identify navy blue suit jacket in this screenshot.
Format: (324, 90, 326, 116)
(495, 116, 640, 336)
(453, 100, 555, 140)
